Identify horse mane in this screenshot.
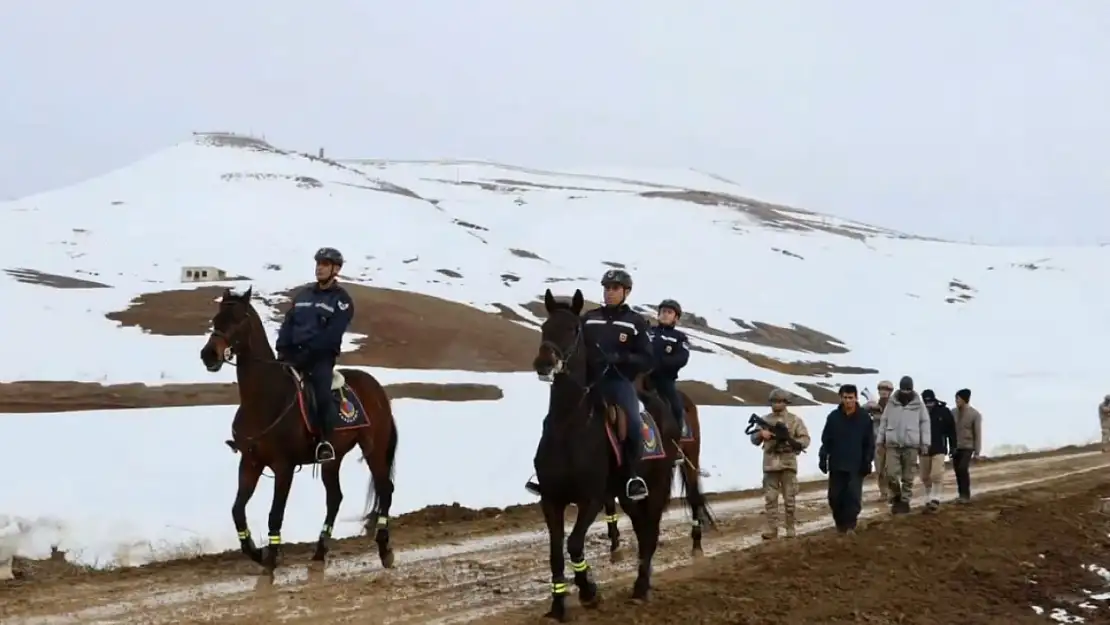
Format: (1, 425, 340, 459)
(222, 288, 275, 358)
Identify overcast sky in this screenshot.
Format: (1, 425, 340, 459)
(1, 1, 1106, 245)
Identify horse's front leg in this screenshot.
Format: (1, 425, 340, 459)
(568, 499, 604, 608)
(602, 497, 621, 556)
(313, 462, 343, 562)
(232, 455, 264, 564)
(540, 498, 570, 622)
(262, 464, 296, 572)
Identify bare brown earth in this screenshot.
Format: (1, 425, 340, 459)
(46, 282, 878, 409)
(2, 446, 1104, 624)
(0, 381, 504, 412)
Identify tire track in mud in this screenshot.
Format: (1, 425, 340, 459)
(4, 452, 1107, 625)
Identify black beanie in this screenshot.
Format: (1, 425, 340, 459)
(899, 376, 913, 391)
(956, 388, 971, 402)
(921, 389, 936, 402)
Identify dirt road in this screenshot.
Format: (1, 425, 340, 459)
(2, 450, 1107, 624)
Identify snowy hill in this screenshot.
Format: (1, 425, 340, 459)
(1, 131, 1107, 431)
(1, 132, 1107, 567)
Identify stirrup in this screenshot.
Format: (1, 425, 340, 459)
(625, 476, 648, 501)
(525, 480, 541, 496)
(315, 441, 335, 462)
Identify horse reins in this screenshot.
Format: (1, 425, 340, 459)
(211, 326, 301, 451)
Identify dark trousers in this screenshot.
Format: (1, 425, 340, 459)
(302, 356, 336, 438)
(651, 375, 685, 432)
(953, 450, 973, 499)
(599, 376, 643, 468)
(827, 471, 863, 531)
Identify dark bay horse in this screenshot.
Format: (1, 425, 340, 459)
(199, 287, 399, 572)
(602, 378, 716, 557)
(532, 289, 684, 620)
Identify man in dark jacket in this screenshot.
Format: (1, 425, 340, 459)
(649, 298, 690, 436)
(276, 247, 354, 463)
(920, 389, 957, 511)
(818, 384, 875, 534)
(584, 269, 656, 501)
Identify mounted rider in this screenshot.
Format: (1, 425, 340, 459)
(276, 247, 355, 463)
(586, 269, 656, 501)
(649, 298, 690, 463)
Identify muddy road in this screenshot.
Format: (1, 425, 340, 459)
(2, 449, 1107, 624)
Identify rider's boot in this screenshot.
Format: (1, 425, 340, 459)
(315, 398, 336, 463)
(624, 441, 649, 501)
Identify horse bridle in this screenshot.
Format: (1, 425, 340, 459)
(538, 309, 584, 382)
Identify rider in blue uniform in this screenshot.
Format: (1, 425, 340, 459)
(584, 269, 656, 501)
(276, 247, 354, 463)
(649, 298, 691, 438)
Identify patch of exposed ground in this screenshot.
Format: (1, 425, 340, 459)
(771, 246, 804, 260)
(719, 344, 879, 378)
(434, 268, 463, 278)
(509, 248, 546, 262)
(4, 268, 112, 289)
(796, 381, 841, 403)
(725, 379, 818, 406)
(640, 189, 905, 242)
(946, 277, 977, 304)
(104, 285, 540, 372)
(106, 286, 227, 335)
(674, 311, 849, 355)
(0, 381, 506, 412)
(219, 172, 322, 189)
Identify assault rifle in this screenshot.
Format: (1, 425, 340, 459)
(744, 414, 806, 453)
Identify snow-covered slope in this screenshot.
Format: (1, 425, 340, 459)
(2, 132, 1107, 567)
(2, 132, 1107, 441)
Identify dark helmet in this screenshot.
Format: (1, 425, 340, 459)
(600, 269, 633, 289)
(658, 298, 682, 318)
(313, 247, 344, 266)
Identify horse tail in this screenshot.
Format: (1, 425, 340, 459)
(679, 464, 718, 530)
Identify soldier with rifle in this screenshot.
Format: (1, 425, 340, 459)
(747, 388, 811, 539)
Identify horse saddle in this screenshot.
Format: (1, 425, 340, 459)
(289, 368, 347, 413)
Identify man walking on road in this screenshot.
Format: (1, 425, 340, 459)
(1099, 395, 1110, 453)
(920, 389, 957, 511)
(877, 376, 930, 514)
(819, 384, 875, 535)
(865, 381, 893, 501)
(952, 388, 982, 503)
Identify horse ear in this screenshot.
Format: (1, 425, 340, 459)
(243, 286, 253, 300)
(544, 289, 556, 312)
(571, 289, 584, 314)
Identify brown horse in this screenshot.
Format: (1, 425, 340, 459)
(601, 378, 715, 558)
(199, 287, 399, 572)
(531, 289, 688, 619)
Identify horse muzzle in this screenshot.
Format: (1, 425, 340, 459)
(535, 359, 563, 383)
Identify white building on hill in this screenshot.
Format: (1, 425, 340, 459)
(180, 266, 228, 283)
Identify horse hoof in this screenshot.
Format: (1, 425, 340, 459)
(311, 550, 327, 562)
(692, 546, 704, 558)
(579, 587, 601, 608)
(380, 549, 395, 569)
(609, 549, 626, 564)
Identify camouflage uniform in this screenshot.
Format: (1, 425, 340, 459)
(749, 392, 811, 539)
(1100, 396, 1110, 453)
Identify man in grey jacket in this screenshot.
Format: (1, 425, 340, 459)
(877, 376, 931, 514)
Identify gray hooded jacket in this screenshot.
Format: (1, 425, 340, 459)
(877, 391, 931, 448)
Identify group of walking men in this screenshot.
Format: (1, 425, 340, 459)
(751, 377, 983, 539)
